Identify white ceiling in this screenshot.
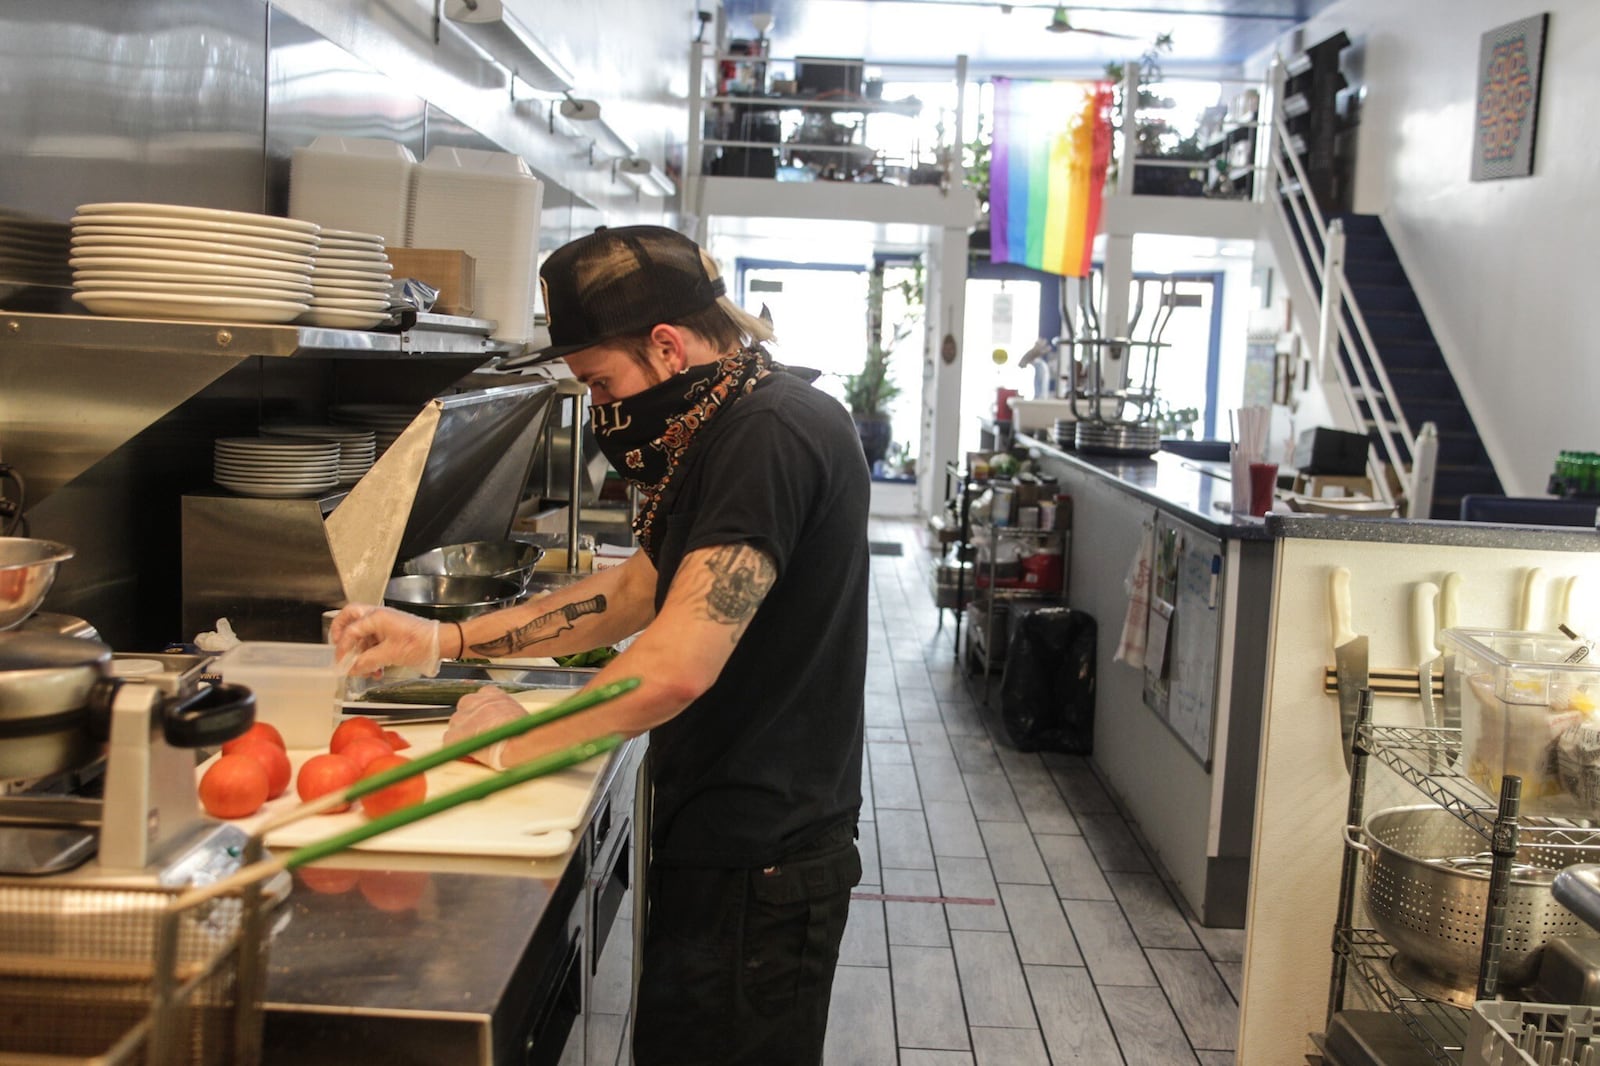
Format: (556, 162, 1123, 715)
(715, 0, 1342, 78)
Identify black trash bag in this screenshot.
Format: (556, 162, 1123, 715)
(994, 607, 1096, 754)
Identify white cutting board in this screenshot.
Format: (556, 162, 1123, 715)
(196, 697, 605, 860)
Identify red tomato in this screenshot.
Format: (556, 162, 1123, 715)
(382, 729, 411, 751)
(358, 870, 429, 912)
(297, 866, 361, 895)
(230, 738, 292, 799)
(359, 754, 427, 820)
(339, 735, 395, 772)
(295, 752, 360, 812)
(198, 754, 270, 820)
(330, 717, 385, 754)
(221, 721, 286, 754)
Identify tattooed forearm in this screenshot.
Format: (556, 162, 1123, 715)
(699, 545, 776, 634)
(473, 594, 607, 657)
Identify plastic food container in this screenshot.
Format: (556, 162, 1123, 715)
(1445, 628, 1600, 815)
(212, 641, 342, 749)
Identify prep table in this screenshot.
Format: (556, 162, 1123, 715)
(254, 665, 646, 1066)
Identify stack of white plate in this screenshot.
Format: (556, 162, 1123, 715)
(329, 404, 420, 456)
(69, 203, 319, 323)
(0, 210, 72, 288)
(262, 423, 378, 483)
(300, 228, 393, 330)
(408, 147, 543, 343)
(213, 437, 340, 498)
(289, 136, 416, 247)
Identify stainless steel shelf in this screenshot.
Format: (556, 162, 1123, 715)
(1336, 928, 1467, 1066)
(1, 310, 517, 360)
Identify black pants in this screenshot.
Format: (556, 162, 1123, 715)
(632, 825, 862, 1066)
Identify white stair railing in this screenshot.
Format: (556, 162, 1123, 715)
(1261, 58, 1436, 517)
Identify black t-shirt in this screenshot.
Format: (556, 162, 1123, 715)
(644, 370, 869, 867)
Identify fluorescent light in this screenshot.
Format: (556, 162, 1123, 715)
(444, 0, 575, 93)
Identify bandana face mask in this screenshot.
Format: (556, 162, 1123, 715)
(588, 350, 769, 555)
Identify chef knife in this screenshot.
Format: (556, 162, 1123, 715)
(1439, 572, 1462, 732)
(1413, 581, 1441, 771)
(1330, 567, 1369, 773)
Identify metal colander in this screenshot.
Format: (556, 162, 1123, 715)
(1359, 805, 1600, 1004)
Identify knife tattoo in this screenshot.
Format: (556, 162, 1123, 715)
(475, 595, 607, 657)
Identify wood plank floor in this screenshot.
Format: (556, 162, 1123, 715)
(574, 516, 1242, 1066)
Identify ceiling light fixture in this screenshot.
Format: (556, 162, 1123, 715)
(618, 157, 677, 198)
(443, 0, 576, 92)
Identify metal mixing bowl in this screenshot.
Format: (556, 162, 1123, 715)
(399, 541, 544, 592)
(0, 539, 75, 631)
(1359, 805, 1600, 1004)
(383, 574, 524, 622)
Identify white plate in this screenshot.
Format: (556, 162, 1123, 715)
(215, 437, 339, 452)
(71, 224, 317, 255)
(70, 246, 315, 273)
(72, 214, 319, 244)
(74, 270, 312, 293)
(310, 267, 392, 283)
(212, 450, 340, 464)
(312, 249, 391, 264)
(75, 279, 312, 299)
(73, 291, 308, 322)
(318, 228, 385, 243)
(214, 470, 340, 483)
(311, 287, 393, 302)
(70, 255, 312, 282)
(317, 236, 385, 249)
(71, 234, 315, 265)
(311, 277, 392, 291)
(308, 296, 389, 311)
(76, 203, 321, 235)
(297, 308, 388, 329)
(214, 478, 338, 498)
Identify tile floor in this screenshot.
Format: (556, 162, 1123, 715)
(578, 516, 1243, 1066)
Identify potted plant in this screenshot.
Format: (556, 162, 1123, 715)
(843, 261, 921, 466)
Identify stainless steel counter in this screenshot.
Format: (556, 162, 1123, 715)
(1016, 433, 1269, 540)
(261, 735, 644, 1066)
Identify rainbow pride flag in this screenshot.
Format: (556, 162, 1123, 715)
(989, 78, 1113, 277)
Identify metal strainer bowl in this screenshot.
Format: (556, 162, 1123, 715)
(0, 539, 74, 631)
(1358, 805, 1600, 1005)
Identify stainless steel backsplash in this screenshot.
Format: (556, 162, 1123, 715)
(0, 0, 577, 649)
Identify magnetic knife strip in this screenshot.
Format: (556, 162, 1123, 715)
(1321, 666, 1444, 698)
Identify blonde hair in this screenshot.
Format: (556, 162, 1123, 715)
(701, 248, 776, 347)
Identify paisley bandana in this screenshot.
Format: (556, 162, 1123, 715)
(589, 348, 771, 556)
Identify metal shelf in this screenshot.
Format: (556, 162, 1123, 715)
(1335, 928, 1467, 1066)
(1362, 724, 1600, 847)
(1, 310, 516, 360)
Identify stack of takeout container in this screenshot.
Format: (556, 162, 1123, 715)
(300, 228, 393, 330)
(288, 136, 416, 247)
(407, 147, 543, 343)
(68, 202, 319, 323)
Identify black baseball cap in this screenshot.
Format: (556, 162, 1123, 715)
(525, 225, 725, 364)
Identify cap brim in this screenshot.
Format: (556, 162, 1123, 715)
(496, 336, 598, 370)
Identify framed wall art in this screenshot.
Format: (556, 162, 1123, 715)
(1471, 13, 1549, 181)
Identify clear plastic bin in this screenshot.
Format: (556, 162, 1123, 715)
(212, 641, 343, 749)
(1445, 628, 1600, 815)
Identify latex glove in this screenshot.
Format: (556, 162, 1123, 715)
(443, 686, 530, 770)
(329, 604, 442, 679)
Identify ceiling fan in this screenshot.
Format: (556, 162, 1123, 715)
(1043, 4, 1139, 39)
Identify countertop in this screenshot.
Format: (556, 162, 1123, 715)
(1016, 433, 1270, 540)
(260, 735, 643, 1065)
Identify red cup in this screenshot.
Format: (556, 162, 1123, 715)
(1248, 462, 1279, 517)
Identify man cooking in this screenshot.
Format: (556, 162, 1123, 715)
(331, 225, 869, 1065)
